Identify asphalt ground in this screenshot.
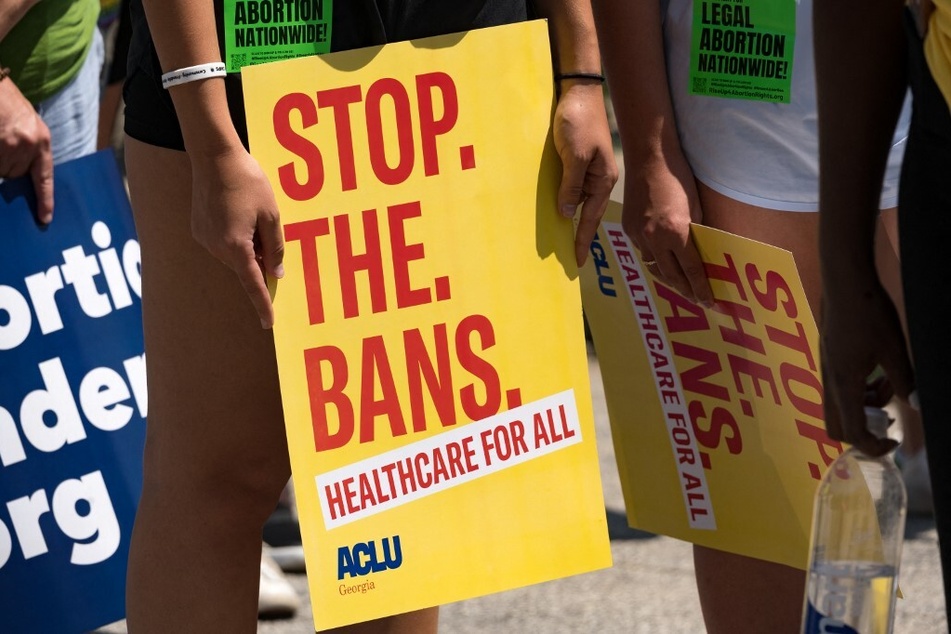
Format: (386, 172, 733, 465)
(97, 352, 948, 634)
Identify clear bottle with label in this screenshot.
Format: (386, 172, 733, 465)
(802, 407, 907, 634)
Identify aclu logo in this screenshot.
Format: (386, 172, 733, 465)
(337, 535, 403, 580)
(589, 229, 617, 297)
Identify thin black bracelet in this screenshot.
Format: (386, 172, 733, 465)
(554, 72, 605, 83)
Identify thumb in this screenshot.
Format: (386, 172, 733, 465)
(258, 208, 285, 280)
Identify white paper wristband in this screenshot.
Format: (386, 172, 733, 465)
(161, 62, 227, 89)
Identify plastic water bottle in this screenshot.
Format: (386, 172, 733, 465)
(802, 407, 907, 633)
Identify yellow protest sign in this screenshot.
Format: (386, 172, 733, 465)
(581, 201, 840, 570)
(242, 21, 611, 630)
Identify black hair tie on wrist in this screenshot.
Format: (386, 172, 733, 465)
(554, 72, 605, 83)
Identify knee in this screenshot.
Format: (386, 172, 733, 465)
(210, 455, 290, 522)
(141, 441, 290, 526)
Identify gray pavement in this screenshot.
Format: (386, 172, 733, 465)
(98, 353, 948, 634)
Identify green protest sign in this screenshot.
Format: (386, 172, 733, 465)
(689, 0, 795, 103)
(224, 0, 332, 72)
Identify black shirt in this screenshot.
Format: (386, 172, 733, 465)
(124, 0, 531, 149)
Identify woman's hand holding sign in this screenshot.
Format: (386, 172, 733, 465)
(189, 145, 286, 330)
(621, 142, 713, 307)
(552, 79, 618, 267)
(0, 75, 54, 224)
(165, 73, 286, 330)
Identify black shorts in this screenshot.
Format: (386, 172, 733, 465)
(123, 0, 530, 151)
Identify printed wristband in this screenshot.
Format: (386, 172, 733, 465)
(161, 62, 227, 90)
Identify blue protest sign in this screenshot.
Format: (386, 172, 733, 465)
(0, 151, 145, 633)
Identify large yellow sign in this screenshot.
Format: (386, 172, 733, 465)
(243, 21, 611, 630)
(581, 201, 841, 570)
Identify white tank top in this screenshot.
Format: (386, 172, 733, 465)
(663, 0, 909, 211)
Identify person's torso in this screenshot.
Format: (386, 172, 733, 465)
(128, 0, 531, 78)
(663, 0, 909, 210)
(0, 0, 100, 104)
(123, 0, 531, 149)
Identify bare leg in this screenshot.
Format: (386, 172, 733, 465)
(124, 137, 292, 631)
(692, 183, 816, 633)
(693, 548, 804, 634)
(323, 609, 440, 634)
(124, 137, 438, 632)
(699, 186, 822, 313)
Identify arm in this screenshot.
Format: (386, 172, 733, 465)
(0, 0, 52, 222)
(140, 0, 284, 328)
(814, 0, 913, 456)
(534, 0, 618, 267)
(0, 0, 39, 40)
(591, 0, 712, 305)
